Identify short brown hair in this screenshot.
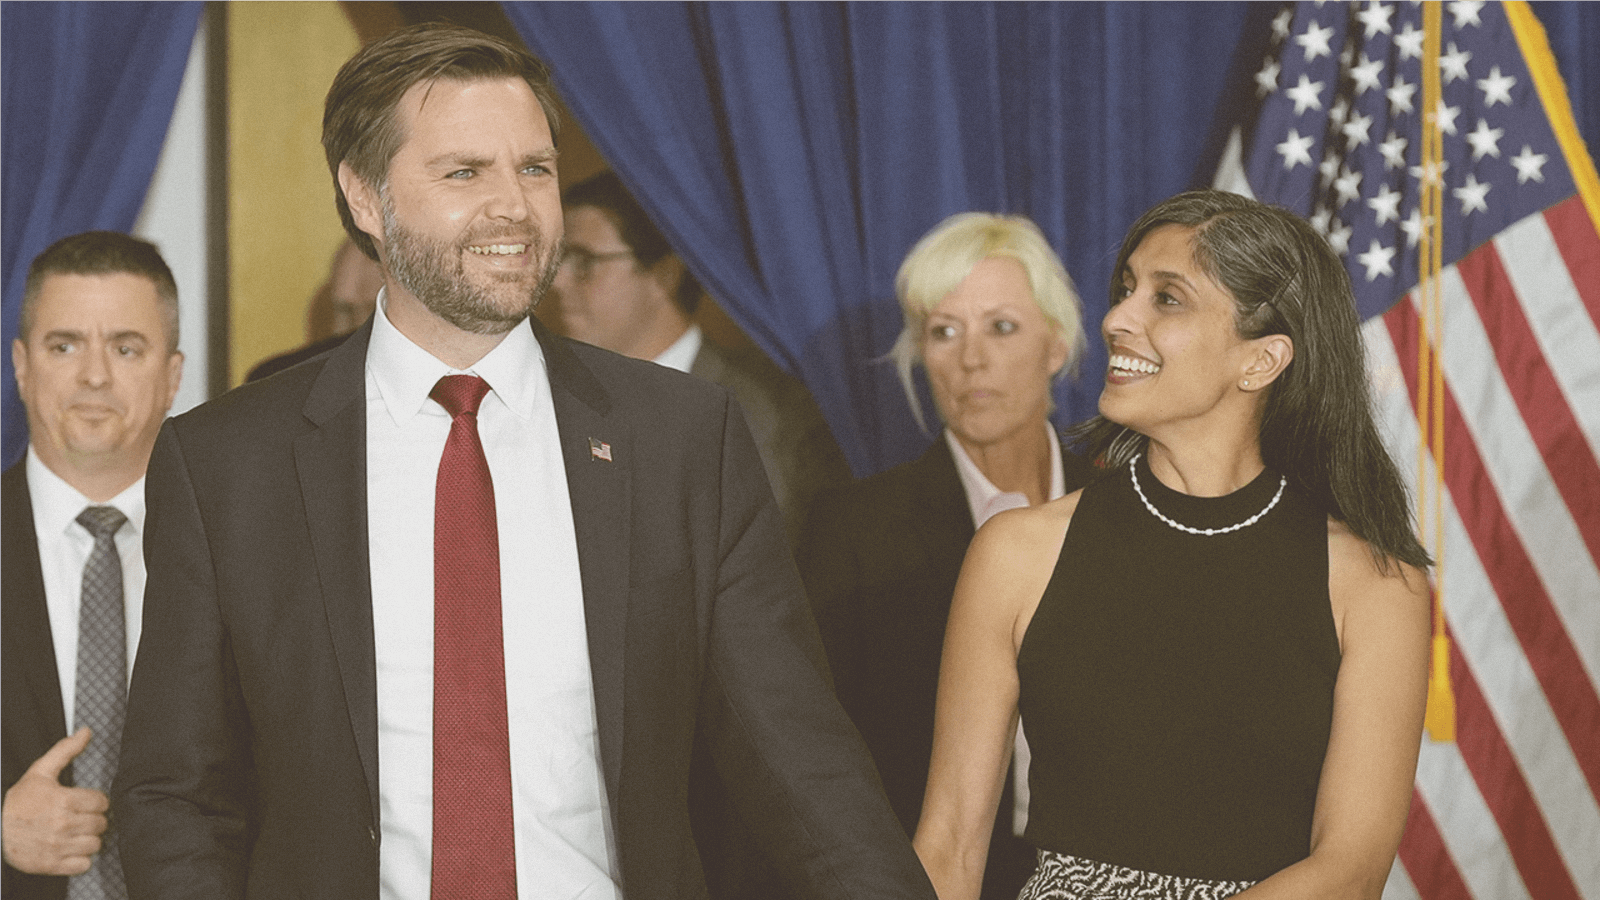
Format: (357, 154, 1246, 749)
(322, 23, 562, 261)
(22, 231, 180, 352)
(564, 172, 701, 315)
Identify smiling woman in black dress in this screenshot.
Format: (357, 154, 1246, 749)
(914, 191, 1432, 900)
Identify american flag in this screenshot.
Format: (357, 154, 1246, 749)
(1213, 2, 1600, 898)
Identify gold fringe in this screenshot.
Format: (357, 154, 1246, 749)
(1417, 2, 1455, 743)
(1426, 616, 1456, 742)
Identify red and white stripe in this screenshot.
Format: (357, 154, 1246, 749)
(1364, 195, 1600, 899)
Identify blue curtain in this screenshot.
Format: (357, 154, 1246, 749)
(505, 0, 1599, 477)
(1, 1, 203, 470)
(1530, 1, 1600, 153)
(506, 2, 1262, 474)
(6, 2, 1586, 476)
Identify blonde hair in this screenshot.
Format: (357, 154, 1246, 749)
(888, 212, 1085, 431)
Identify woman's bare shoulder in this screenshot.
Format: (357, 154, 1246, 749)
(1326, 518, 1431, 647)
(973, 489, 1082, 555)
(951, 490, 1086, 640)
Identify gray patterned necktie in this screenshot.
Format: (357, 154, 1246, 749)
(69, 506, 128, 900)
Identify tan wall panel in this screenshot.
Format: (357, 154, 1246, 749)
(228, 2, 360, 386)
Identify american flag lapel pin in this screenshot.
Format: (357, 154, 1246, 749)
(589, 437, 613, 462)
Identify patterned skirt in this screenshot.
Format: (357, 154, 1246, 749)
(1017, 850, 1256, 900)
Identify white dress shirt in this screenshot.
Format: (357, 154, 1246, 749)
(365, 298, 619, 900)
(651, 323, 703, 374)
(945, 421, 1066, 529)
(27, 449, 146, 727)
(944, 422, 1067, 836)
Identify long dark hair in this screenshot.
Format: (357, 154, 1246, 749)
(1074, 190, 1430, 571)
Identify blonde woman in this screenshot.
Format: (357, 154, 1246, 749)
(800, 213, 1092, 900)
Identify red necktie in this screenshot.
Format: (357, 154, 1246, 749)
(430, 375, 516, 899)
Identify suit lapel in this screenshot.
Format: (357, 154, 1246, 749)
(686, 339, 725, 383)
(1, 465, 69, 768)
(906, 439, 976, 564)
(534, 321, 630, 811)
(291, 325, 380, 826)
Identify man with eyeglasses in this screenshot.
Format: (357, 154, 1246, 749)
(547, 171, 849, 549)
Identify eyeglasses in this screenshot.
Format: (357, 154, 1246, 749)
(559, 247, 634, 282)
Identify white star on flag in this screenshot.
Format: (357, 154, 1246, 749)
(1319, 152, 1341, 187)
(1440, 41, 1473, 83)
(1387, 77, 1418, 114)
(1334, 165, 1364, 206)
(1309, 206, 1333, 236)
(1453, 172, 1491, 214)
(1510, 144, 1548, 183)
(1394, 21, 1425, 59)
(1380, 132, 1409, 170)
(1357, 239, 1396, 280)
(1330, 96, 1350, 129)
(1276, 129, 1315, 169)
(1357, 1, 1394, 39)
(1410, 157, 1449, 188)
(1449, 0, 1486, 30)
(1296, 21, 1335, 61)
(1477, 65, 1516, 107)
(1286, 74, 1324, 114)
(1398, 207, 1426, 248)
(1432, 99, 1461, 136)
(1343, 111, 1374, 150)
(1271, 7, 1293, 41)
(1368, 184, 1403, 225)
(1351, 53, 1385, 94)
(1466, 119, 1504, 161)
(1255, 58, 1282, 97)
(1325, 218, 1352, 254)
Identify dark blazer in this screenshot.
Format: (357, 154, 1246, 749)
(111, 318, 933, 900)
(683, 339, 849, 900)
(689, 340, 850, 549)
(1, 463, 71, 900)
(797, 437, 1094, 900)
(243, 332, 351, 383)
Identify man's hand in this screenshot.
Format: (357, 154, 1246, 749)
(1, 728, 108, 875)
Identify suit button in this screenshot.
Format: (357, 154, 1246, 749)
(369, 826, 378, 846)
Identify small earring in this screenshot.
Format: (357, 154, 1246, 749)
(1242, 380, 1251, 388)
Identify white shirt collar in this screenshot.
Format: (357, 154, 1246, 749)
(945, 421, 1066, 528)
(651, 324, 702, 374)
(25, 447, 145, 539)
(366, 288, 545, 426)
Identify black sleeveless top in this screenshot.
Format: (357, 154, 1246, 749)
(1017, 454, 1340, 882)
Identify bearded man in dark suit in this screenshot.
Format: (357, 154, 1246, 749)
(111, 23, 932, 900)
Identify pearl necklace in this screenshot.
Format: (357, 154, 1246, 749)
(1129, 452, 1286, 536)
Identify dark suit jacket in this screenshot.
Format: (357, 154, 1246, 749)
(689, 340, 850, 549)
(2, 463, 71, 900)
(797, 437, 1094, 900)
(243, 332, 352, 383)
(111, 319, 933, 900)
(684, 340, 851, 900)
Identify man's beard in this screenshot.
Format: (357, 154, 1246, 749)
(381, 198, 561, 336)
